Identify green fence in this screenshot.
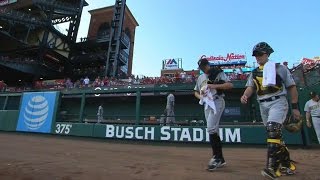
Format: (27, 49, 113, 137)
(0, 110, 19, 131)
(53, 123, 303, 145)
(0, 83, 317, 145)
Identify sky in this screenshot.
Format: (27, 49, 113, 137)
(71, 0, 320, 77)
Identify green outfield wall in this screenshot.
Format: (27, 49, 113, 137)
(0, 82, 318, 145)
(53, 123, 303, 145)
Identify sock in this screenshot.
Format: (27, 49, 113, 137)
(209, 133, 215, 157)
(213, 133, 223, 159)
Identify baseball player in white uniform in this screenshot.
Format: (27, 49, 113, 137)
(304, 91, 320, 143)
(194, 58, 233, 171)
(97, 104, 103, 123)
(166, 92, 175, 125)
(241, 42, 301, 179)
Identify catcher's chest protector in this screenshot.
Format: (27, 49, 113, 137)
(252, 66, 283, 96)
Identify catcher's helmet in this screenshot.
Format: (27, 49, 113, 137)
(284, 115, 303, 133)
(252, 42, 274, 56)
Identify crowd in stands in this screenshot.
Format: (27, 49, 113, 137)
(225, 69, 250, 81)
(227, 72, 250, 81)
(73, 66, 105, 76)
(220, 65, 252, 70)
(1, 67, 252, 92)
(302, 64, 320, 73)
(1, 56, 64, 72)
(1, 56, 35, 63)
(33, 74, 197, 90)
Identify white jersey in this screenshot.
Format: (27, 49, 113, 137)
(167, 94, 175, 108)
(304, 99, 320, 117)
(245, 64, 296, 100)
(97, 106, 103, 116)
(194, 72, 230, 96)
(84, 78, 90, 85)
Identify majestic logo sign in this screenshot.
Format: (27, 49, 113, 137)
(166, 59, 178, 65)
(163, 58, 179, 70)
(16, 92, 58, 133)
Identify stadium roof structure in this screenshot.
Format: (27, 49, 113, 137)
(0, 0, 88, 84)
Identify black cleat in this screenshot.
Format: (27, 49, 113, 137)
(261, 168, 281, 180)
(207, 158, 226, 171)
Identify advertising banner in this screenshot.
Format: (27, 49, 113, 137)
(53, 123, 304, 145)
(301, 58, 320, 65)
(16, 92, 59, 133)
(201, 53, 247, 66)
(163, 59, 179, 69)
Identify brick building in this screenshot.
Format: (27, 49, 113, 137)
(87, 5, 139, 76)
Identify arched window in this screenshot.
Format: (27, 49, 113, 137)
(97, 22, 110, 38)
(123, 28, 131, 51)
(124, 28, 131, 39)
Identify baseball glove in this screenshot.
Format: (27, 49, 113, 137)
(207, 67, 225, 95)
(283, 115, 303, 133)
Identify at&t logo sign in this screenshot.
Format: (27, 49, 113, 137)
(16, 92, 58, 133)
(23, 95, 49, 130)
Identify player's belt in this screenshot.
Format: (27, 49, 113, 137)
(312, 116, 320, 118)
(259, 96, 281, 103)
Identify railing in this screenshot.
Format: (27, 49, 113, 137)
(79, 34, 111, 43)
(0, 79, 250, 93)
(0, 7, 46, 26)
(56, 113, 261, 126)
(33, 0, 80, 14)
(0, 56, 63, 72)
(80, 33, 130, 47)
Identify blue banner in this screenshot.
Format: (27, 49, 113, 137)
(209, 60, 247, 66)
(223, 67, 254, 73)
(16, 92, 58, 133)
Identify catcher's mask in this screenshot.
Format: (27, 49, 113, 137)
(284, 115, 303, 133)
(252, 42, 274, 56)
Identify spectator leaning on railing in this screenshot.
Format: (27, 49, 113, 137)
(83, 76, 90, 87)
(0, 80, 7, 92)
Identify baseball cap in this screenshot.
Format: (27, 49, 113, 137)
(310, 91, 318, 98)
(198, 58, 209, 68)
